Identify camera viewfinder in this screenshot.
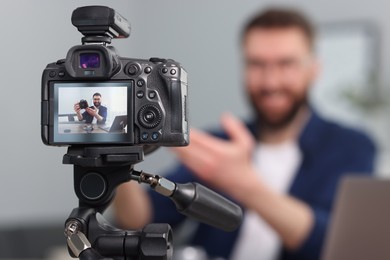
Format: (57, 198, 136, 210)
(80, 53, 100, 69)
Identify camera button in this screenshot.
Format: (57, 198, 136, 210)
(58, 71, 65, 78)
(127, 64, 139, 75)
(144, 67, 152, 74)
(170, 69, 177, 75)
(136, 91, 144, 98)
(49, 71, 56, 78)
(152, 132, 160, 140)
(137, 79, 145, 87)
(144, 111, 156, 123)
(150, 57, 167, 63)
(148, 91, 156, 99)
(162, 68, 168, 74)
(56, 59, 65, 65)
(141, 132, 149, 140)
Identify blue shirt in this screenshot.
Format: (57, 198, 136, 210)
(150, 111, 376, 260)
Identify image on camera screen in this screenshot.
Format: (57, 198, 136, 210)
(52, 82, 134, 144)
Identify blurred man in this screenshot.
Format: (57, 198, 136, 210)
(74, 92, 107, 124)
(114, 8, 375, 260)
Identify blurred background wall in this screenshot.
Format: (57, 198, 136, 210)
(0, 0, 389, 258)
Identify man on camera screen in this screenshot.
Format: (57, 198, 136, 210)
(74, 92, 107, 125)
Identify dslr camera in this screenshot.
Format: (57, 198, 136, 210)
(41, 6, 188, 146)
(78, 99, 89, 110)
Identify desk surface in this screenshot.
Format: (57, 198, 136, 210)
(58, 122, 125, 134)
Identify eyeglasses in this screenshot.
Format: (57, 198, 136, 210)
(245, 56, 313, 78)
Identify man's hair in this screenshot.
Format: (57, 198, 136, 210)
(93, 93, 102, 98)
(242, 7, 315, 48)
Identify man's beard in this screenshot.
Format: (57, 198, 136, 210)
(248, 88, 308, 131)
(94, 102, 101, 107)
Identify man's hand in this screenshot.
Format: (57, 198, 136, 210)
(74, 102, 81, 113)
(172, 113, 261, 205)
(74, 102, 84, 121)
(172, 113, 314, 249)
(86, 106, 99, 117)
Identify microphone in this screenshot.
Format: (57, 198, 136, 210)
(131, 171, 243, 232)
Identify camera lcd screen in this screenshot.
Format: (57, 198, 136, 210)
(80, 53, 100, 68)
(51, 82, 134, 144)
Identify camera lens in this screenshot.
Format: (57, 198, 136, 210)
(79, 99, 89, 109)
(80, 53, 100, 68)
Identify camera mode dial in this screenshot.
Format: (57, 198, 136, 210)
(138, 105, 162, 129)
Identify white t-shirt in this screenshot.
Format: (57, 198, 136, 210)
(230, 141, 302, 260)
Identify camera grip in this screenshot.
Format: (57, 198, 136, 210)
(169, 81, 186, 133)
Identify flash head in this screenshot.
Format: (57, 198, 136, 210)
(72, 6, 131, 43)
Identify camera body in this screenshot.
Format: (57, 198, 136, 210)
(79, 99, 89, 109)
(41, 6, 188, 146)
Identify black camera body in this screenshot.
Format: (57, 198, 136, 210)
(41, 6, 188, 147)
(79, 99, 89, 109)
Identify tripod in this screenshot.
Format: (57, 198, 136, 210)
(63, 145, 242, 260)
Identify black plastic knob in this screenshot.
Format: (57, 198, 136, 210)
(126, 63, 141, 76)
(138, 105, 162, 129)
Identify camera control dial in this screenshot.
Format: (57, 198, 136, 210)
(138, 105, 162, 129)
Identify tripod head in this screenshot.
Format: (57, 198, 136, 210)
(63, 145, 242, 260)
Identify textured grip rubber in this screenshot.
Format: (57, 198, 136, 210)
(170, 182, 243, 232)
